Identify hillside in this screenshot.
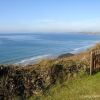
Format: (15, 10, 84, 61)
(0, 43, 100, 100)
(30, 72, 100, 100)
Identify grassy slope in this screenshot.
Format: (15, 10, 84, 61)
(30, 72, 100, 100)
(1, 43, 100, 100)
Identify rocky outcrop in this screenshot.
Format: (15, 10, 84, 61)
(58, 53, 74, 58)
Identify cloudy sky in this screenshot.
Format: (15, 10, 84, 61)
(0, 0, 100, 33)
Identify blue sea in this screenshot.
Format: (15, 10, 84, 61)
(0, 33, 100, 65)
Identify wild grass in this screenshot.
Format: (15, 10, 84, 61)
(30, 72, 100, 100)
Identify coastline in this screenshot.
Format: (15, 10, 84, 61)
(0, 33, 100, 65)
(0, 43, 100, 99)
(15, 43, 97, 66)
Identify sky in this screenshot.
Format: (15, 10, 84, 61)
(0, 0, 100, 33)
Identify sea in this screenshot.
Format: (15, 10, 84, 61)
(0, 33, 100, 65)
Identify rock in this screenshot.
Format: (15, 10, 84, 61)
(58, 53, 74, 58)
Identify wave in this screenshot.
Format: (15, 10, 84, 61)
(71, 43, 95, 54)
(15, 54, 51, 65)
(71, 41, 100, 54)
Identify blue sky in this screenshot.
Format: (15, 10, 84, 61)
(0, 0, 100, 33)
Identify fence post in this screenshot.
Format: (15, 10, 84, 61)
(90, 51, 93, 75)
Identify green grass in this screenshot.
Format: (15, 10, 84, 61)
(30, 72, 100, 100)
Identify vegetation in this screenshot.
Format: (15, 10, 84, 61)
(0, 43, 100, 100)
(30, 72, 100, 100)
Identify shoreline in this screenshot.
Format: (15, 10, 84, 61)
(0, 42, 99, 66)
(0, 44, 96, 66)
(0, 43, 100, 99)
(0, 33, 100, 65)
(15, 43, 96, 66)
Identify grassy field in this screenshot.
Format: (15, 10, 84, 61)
(30, 72, 100, 100)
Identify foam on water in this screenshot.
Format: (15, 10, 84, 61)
(71, 41, 100, 54)
(16, 54, 51, 65)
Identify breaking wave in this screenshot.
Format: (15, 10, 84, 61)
(16, 54, 51, 65)
(71, 41, 100, 54)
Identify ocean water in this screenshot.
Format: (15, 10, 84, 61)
(0, 33, 100, 65)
